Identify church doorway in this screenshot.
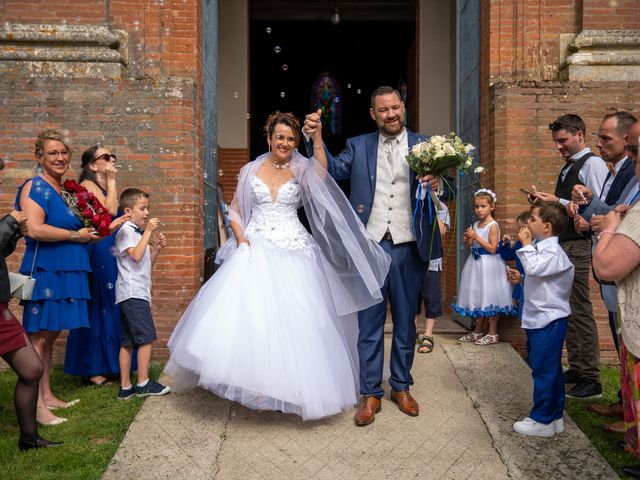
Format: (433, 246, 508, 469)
(248, 1, 417, 159)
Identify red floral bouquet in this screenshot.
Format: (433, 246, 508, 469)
(61, 179, 112, 236)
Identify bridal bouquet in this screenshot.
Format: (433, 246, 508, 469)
(406, 133, 483, 250)
(406, 132, 482, 182)
(61, 179, 112, 236)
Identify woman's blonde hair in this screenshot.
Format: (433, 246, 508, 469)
(34, 129, 72, 158)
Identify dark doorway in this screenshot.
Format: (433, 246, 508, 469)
(249, 16, 416, 159)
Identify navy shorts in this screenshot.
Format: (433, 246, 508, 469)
(120, 298, 157, 347)
(417, 270, 442, 318)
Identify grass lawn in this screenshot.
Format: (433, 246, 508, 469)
(0, 363, 163, 480)
(566, 365, 638, 479)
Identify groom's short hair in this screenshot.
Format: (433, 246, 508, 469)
(370, 86, 402, 107)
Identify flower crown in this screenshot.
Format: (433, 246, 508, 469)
(474, 188, 497, 204)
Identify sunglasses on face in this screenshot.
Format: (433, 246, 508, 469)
(92, 153, 117, 162)
(626, 145, 639, 156)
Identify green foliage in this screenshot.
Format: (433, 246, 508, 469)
(566, 366, 638, 479)
(0, 363, 163, 480)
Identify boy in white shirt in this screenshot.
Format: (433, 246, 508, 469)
(115, 188, 170, 400)
(512, 202, 575, 437)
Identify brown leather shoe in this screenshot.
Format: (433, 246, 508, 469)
(589, 402, 623, 418)
(604, 420, 626, 434)
(390, 390, 419, 417)
(354, 395, 381, 426)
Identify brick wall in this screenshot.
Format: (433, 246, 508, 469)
(0, 0, 204, 361)
(447, 0, 640, 364)
(470, 80, 640, 364)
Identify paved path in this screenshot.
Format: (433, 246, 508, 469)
(103, 334, 616, 480)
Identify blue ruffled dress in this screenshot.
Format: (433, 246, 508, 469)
(17, 177, 91, 332)
(64, 206, 134, 376)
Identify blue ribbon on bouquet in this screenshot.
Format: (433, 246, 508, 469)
(411, 181, 432, 239)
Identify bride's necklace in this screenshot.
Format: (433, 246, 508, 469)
(271, 159, 290, 170)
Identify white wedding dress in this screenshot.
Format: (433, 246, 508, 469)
(166, 175, 360, 420)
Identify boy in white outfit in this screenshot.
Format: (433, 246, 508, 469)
(512, 202, 575, 437)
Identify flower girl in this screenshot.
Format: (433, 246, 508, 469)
(452, 189, 515, 345)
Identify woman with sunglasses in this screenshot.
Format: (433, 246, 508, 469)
(64, 145, 130, 386)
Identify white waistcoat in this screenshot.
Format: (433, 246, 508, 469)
(366, 132, 414, 244)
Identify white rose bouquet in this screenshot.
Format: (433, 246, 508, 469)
(406, 132, 482, 183)
(406, 133, 483, 248)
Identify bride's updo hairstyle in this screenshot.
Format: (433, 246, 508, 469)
(264, 111, 301, 147)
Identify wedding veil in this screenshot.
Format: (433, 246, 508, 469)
(216, 150, 391, 317)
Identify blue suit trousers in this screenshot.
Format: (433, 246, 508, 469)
(357, 239, 425, 397)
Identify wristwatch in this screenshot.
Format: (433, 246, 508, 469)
(69, 230, 80, 242)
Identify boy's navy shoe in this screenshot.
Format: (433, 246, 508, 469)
(118, 387, 136, 400)
(136, 379, 171, 397)
(566, 381, 602, 399)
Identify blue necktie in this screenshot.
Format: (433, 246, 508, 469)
(628, 189, 640, 206)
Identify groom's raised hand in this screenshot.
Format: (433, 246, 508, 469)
(303, 109, 322, 137)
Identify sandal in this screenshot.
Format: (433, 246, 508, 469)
(459, 332, 484, 342)
(475, 334, 499, 346)
(417, 336, 434, 354)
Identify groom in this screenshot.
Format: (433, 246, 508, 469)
(303, 86, 445, 426)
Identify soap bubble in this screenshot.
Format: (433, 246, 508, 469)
(280, 91, 286, 98)
(265, 27, 272, 33)
(356, 89, 362, 94)
(281, 64, 288, 71)
(274, 46, 281, 54)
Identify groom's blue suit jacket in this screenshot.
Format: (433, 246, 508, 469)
(308, 130, 446, 262)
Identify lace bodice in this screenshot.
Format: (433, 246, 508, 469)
(244, 176, 314, 255)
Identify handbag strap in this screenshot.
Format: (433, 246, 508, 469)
(29, 241, 38, 277)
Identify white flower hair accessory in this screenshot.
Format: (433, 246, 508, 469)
(474, 188, 497, 204)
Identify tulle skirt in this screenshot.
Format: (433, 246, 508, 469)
(452, 253, 516, 317)
(166, 237, 359, 420)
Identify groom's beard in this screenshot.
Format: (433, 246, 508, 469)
(381, 119, 403, 136)
(382, 116, 404, 137)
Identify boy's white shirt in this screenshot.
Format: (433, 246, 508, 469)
(516, 236, 574, 329)
(115, 220, 152, 304)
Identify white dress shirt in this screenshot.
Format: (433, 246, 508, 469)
(115, 220, 152, 303)
(600, 156, 627, 201)
(516, 236, 575, 330)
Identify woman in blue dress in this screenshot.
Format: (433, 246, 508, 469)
(64, 144, 131, 386)
(17, 130, 99, 425)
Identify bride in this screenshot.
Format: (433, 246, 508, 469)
(166, 112, 390, 420)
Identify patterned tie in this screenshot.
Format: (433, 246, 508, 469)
(384, 137, 397, 169)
